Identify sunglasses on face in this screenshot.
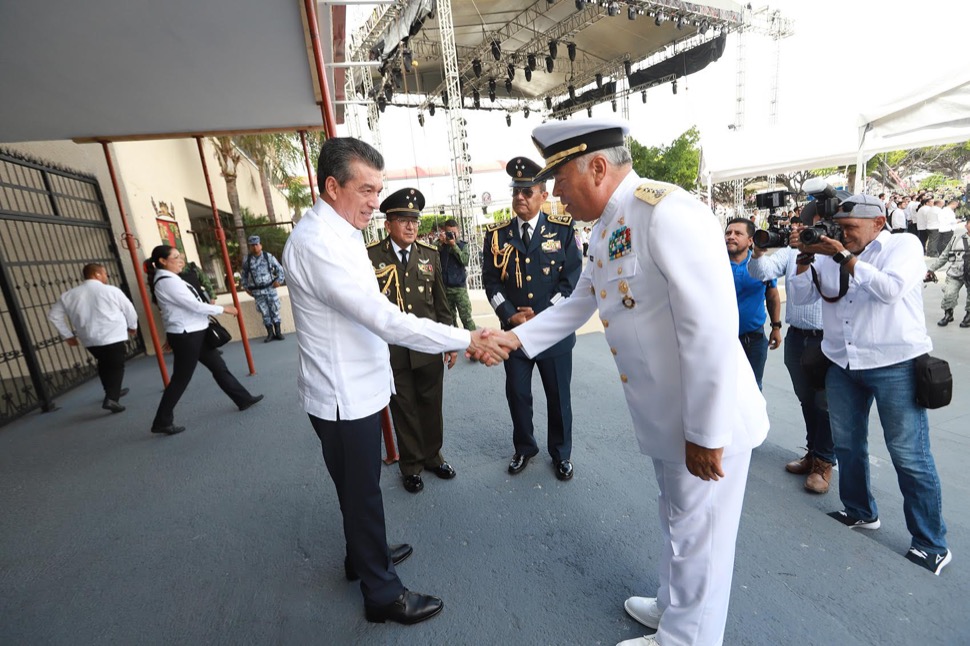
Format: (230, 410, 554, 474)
(511, 187, 536, 198)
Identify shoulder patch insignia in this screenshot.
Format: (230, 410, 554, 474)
(365, 239, 381, 248)
(417, 240, 437, 250)
(634, 181, 678, 206)
(546, 213, 572, 226)
(487, 220, 512, 232)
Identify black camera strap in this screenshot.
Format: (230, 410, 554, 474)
(809, 264, 850, 303)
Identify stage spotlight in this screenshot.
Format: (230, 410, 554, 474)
(676, 15, 685, 29)
(548, 40, 558, 60)
(607, 2, 619, 17)
(575, 0, 585, 9)
(568, 85, 576, 101)
(595, 73, 603, 89)
(377, 96, 386, 113)
(441, 90, 449, 107)
(527, 52, 537, 71)
(505, 78, 513, 94)
(506, 114, 512, 127)
(624, 59, 632, 77)
(545, 55, 554, 73)
(489, 90, 496, 102)
(700, 20, 710, 34)
(672, 80, 678, 94)
(611, 98, 617, 112)
(525, 67, 532, 82)
(567, 42, 577, 61)
(402, 49, 413, 73)
(524, 106, 530, 118)
(628, 6, 637, 20)
(429, 103, 436, 116)
(473, 89, 481, 108)
(472, 58, 482, 78)
(587, 106, 593, 117)
(655, 11, 664, 26)
(507, 63, 515, 80)
(384, 84, 393, 101)
(488, 78, 496, 93)
(641, 89, 647, 103)
(418, 113, 425, 127)
(491, 40, 502, 61)
(545, 96, 553, 109)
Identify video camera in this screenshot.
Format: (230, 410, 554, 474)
(798, 178, 852, 246)
(752, 189, 791, 249)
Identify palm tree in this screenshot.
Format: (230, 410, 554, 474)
(209, 136, 249, 254)
(236, 134, 302, 224)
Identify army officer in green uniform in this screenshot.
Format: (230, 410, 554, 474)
(367, 188, 459, 494)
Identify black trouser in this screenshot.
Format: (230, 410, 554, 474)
(151, 329, 252, 428)
(388, 358, 445, 476)
(87, 341, 126, 402)
(309, 412, 405, 607)
(505, 349, 573, 462)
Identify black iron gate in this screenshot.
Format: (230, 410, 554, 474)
(0, 152, 145, 427)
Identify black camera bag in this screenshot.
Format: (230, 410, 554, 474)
(914, 354, 952, 409)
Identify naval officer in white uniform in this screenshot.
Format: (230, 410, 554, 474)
(500, 118, 769, 646)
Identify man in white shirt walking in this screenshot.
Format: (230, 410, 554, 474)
(283, 137, 510, 626)
(48, 263, 138, 413)
(789, 194, 951, 576)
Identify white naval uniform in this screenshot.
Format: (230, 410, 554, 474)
(514, 171, 769, 646)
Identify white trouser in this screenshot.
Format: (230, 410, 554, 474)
(652, 450, 752, 646)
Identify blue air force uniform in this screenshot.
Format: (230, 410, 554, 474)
(481, 157, 582, 477)
(242, 234, 286, 341)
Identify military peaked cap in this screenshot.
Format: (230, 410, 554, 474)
(380, 187, 425, 217)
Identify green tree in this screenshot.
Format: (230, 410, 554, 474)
(630, 127, 701, 191)
(209, 136, 249, 255)
(235, 134, 303, 225)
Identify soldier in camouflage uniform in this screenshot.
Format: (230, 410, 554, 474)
(242, 234, 286, 342)
(437, 218, 477, 330)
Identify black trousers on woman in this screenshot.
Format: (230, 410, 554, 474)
(151, 329, 253, 428)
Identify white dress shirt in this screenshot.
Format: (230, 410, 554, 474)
(283, 199, 470, 422)
(922, 205, 940, 231)
(152, 269, 224, 334)
(890, 207, 907, 230)
(937, 206, 957, 233)
(513, 171, 768, 461)
(748, 246, 823, 330)
(788, 230, 932, 369)
(48, 279, 138, 347)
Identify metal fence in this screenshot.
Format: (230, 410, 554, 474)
(0, 152, 145, 427)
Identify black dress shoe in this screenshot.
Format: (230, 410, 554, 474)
(101, 399, 125, 413)
(403, 474, 424, 493)
(119, 387, 130, 398)
(429, 463, 456, 479)
(555, 459, 574, 481)
(364, 589, 444, 625)
(508, 453, 535, 475)
(238, 394, 264, 411)
(345, 543, 413, 581)
(151, 425, 185, 435)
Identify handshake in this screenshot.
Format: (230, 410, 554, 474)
(464, 328, 522, 366)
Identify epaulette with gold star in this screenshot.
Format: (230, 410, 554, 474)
(487, 220, 513, 232)
(634, 181, 678, 206)
(546, 213, 572, 226)
(416, 240, 437, 250)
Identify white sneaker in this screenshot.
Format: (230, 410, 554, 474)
(616, 636, 660, 646)
(624, 596, 663, 630)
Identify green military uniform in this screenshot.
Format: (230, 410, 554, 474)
(367, 223, 454, 479)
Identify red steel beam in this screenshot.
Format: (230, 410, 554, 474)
(299, 130, 318, 203)
(100, 142, 170, 385)
(304, 0, 338, 137)
(194, 137, 256, 376)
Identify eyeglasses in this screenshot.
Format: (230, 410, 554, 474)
(511, 187, 536, 198)
(390, 218, 419, 228)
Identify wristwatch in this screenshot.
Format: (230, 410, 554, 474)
(770, 321, 782, 330)
(832, 249, 854, 265)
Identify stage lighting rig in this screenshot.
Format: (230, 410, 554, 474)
(472, 59, 482, 78)
(545, 55, 554, 73)
(567, 42, 577, 61)
(491, 40, 502, 61)
(548, 40, 558, 60)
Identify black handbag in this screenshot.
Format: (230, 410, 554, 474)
(914, 354, 952, 409)
(206, 316, 232, 349)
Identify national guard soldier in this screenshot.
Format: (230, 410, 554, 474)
(367, 188, 459, 494)
(481, 157, 582, 480)
(242, 235, 286, 342)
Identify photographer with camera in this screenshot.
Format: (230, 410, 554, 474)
(437, 219, 477, 331)
(748, 201, 834, 494)
(788, 190, 951, 575)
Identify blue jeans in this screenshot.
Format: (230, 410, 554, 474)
(784, 328, 835, 463)
(739, 329, 768, 390)
(826, 360, 947, 554)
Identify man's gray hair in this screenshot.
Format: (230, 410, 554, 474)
(574, 145, 632, 172)
(317, 137, 384, 194)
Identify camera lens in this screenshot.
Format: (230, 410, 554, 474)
(799, 227, 823, 245)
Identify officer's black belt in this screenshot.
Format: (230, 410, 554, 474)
(788, 326, 823, 338)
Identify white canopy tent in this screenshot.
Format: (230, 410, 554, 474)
(701, 65, 970, 191)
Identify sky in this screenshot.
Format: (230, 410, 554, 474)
(341, 0, 970, 206)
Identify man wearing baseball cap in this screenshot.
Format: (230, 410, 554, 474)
(498, 118, 769, 646)
(789, 193, 951, 575)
